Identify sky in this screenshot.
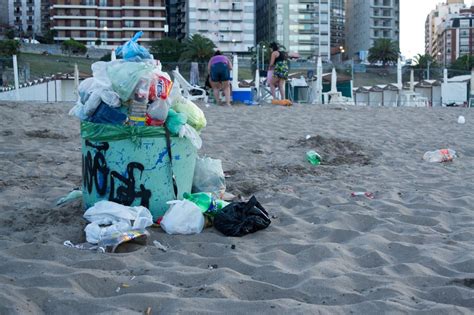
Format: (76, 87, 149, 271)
(400, 0, 474, 59)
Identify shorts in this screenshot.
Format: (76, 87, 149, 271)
(210, 62, 230, 82)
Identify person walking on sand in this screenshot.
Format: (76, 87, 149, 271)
(208, 50, 233, 106)
(268, 42, 289, 101)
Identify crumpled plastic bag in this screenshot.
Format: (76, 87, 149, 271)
(69, 76, 121, 120)
(192, 157, 225, 197)
(171, 96, 206, 132)
(160, 200, 204, 235)
(115, 31, 151, 61)
(107, 61, 154, 101)
(83, 200, 153, 244)
(166, 108, 187, 135)
(179, 124, 202, 149)
(213, 196, 271, 237)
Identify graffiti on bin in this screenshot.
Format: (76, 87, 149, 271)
(83, 140, 151, 208)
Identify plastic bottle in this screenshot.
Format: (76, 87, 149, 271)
(306, 150, 322, 165)
(423, 149, 456, 163)
(183, 192, 217, 214)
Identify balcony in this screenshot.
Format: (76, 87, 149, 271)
(231, 2, 242, 11)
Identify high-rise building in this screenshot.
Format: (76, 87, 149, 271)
(330, 0, 345, 56)
(8, 0, 42, 37)
(166, 0, 186, 41)
(345, 0, 400, 59)
(0, 0, 9, 28)
(185, 0, 255, 53)
(40, 0, 51, 35)
(436, 5, 474, 66)
(50, 0, 167, 48)
(256, 0, 331, 60)
(425, 0, 466, 64)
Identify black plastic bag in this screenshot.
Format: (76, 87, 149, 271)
(214, 196, 271, 237)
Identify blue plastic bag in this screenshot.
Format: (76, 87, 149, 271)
(115, 31, 151, 61)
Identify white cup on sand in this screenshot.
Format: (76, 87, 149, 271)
(458, 115, 465, 124)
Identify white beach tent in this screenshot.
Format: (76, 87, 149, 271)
(382, 84, 400, 107)
(368, 85, 384, 106)
(441, 75, 469, 106)
(354, 86, 370, 106)
(415, 80, 442, 107)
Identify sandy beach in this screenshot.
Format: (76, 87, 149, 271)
(0, 101, 473, 314)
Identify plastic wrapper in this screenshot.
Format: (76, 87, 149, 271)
(148, 99, 170, 121)
(160, 200, 205, 235)
(83, 200, 153, 244)
(107, 61, 154, 101)
(115, 31, 151, 61)
(192, 157, 225, 197)
(171, 97, 206, 132)
(165, 108, 187, 135)
(179, 124, 202, 149)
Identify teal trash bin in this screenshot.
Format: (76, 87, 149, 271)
(80, 121, 197, 220)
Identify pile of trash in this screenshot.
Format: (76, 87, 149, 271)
(69, 31, 205, 149)
(64, 32, 271, 253)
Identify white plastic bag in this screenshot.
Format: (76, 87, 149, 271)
(83, 201, 153, 244)
(179, 124, 202, 149)
(192, 157, 226, 198)
(160, 200, 204, 235)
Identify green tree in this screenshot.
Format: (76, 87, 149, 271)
(150, 37, 184, 63)
(368, 39, 400, 66)
(61, 38, 87, 56)
(4, 28, 15, 40)
(0, 39, 20, 56)
(180, 34, 216, 62)
(450, 55, 474, 71)
(44, 29, 57, 44)
(412, 53, 438, 81)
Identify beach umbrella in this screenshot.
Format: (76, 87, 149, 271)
(190, 62, 200, 86)
(312, 56, 323, 104)
(471, 68, 474, 97)
(397, 57, 402, 89)
(74, 63, 79, 98)
(410, 68, 414, 92)
(232, 54, 239, 89)
(255, 68, 260, 100)
(330, 67, 338, 93)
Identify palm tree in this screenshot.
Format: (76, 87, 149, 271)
(180, 34, 216, 63)
(412, 53, 438, 81)
(451, 55, 474, 72)
(368, 39, 400, 66)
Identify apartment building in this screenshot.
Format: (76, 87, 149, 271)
(0, 0, 9, 27)
(166, 0, 186, 41)
(8, 0, 42, 36)
(425, 0, 466, 64)
(331, 0, 345, 55)
(256, 0, 331, 60)
(185, 0, 255, 53)
(345, 0, 400, 59)
(50, 0, 167, 48)
(437, 6, 474, 66)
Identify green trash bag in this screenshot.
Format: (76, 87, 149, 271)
(81, 121, 166, 142)
(171, 96, 207, 132)
(166, 108, 187, 135)
(107, 61, 155, 101)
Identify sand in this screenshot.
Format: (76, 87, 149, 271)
(0, 101, 473, 314)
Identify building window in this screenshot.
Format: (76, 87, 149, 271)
(124, 20, 134, 27)
(99, 20, 107, 28)
(86, 20, 95, 27)
(99, 0, 107, 6)
(86, 31, 95, 37)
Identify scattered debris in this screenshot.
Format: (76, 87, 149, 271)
(351, 191, 375, 199)
(153, 240, 168, 252)
(208, 264, 218, 270)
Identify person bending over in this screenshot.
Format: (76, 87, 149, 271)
(208, 50, 233, 106)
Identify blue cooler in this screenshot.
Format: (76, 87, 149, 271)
(232, 87, 253, 103)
